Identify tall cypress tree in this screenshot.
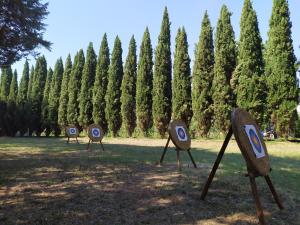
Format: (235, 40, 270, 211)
(8, 70, 18, 101)
(0, 66, 12, 101)
(79, 42, 97, 128)
(6, 70, 18, 136)
(0, 69, 5, 135)
(93, 34, 110, 133)
(58, 54, 72, 128)
(17, 60, 30, 136)
(42, 67, 53, 136)
(212, 5, 236, 133)
(105, 36, 123, 136)
(265, 0, 297, 137)
(48, 58, 64, 136)
(153, 7, 172, 137)
(136, 27, 153, 136)
(26, 65, 35, 136)
(192, 12, 214, 137)
(172, 27, 192, 127)
(67, 50, 85, 126)
(121, 35, 137, 137)
(233, 0, 265, 125)
(27, 66, 34, 100)
(0, 67, 12, 136)
(31, 56, 47, 136)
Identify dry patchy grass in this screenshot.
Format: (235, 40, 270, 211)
(0, 137, 299, 225)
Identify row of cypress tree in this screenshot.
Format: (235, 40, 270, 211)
(0, 0, 298, 138)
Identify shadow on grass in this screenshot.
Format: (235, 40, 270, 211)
(0, 137, 299, 225)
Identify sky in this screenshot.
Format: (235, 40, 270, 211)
(12, 0, 300, 78)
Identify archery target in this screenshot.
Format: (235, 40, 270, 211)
(92, 128, 101, 138)
(175, 126, 188, 142)
(69, 127, 77, 135)
(244, 125, 265, 158)
(87, 124, 104, 141)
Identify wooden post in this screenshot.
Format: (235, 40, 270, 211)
(248, 171, 266, 225)
(100, 140, 105, 151)
(87, 139, 91, 151)
(200, 126, 233, 200)
(176, 148, 181, 170)
(187, 149, 197, 168)
(159, 136, 171, 164)
(264, 175, 284, 210)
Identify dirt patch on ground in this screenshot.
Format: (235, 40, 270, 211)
(0, 140, 299, 225)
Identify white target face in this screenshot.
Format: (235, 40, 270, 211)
(69, 127, 77, 135)
(244, 125, 265, 158)
(175, 126, 187, 141)
(91, 128, 101, 138)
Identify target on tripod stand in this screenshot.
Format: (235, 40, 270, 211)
(168, 120, 191, 151)
(87, 124, 104, 142)
(65, 125, 79, 139)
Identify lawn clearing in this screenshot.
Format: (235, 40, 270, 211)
(0, 137, 299, 225)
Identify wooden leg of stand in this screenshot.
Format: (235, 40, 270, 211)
(76, 137, 79, 144)
(159, 136, 170, 164)
(200, 127, 233, 200)
(100, 140, 105, 151)
(249, 173, 266, 225)
(87, 139, 91, 151)
(187, 149, 197, 168)
(264, 175, 284, 210)
(67, 137, 69, 144)
(176, 149, 181, 170)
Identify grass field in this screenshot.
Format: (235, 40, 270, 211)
(0, 137, 299, 225)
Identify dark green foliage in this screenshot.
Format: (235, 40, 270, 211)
(17, 60, 30, 136)
(6, 70, 18, 136)
(265, 0, 297, 137)
(136, 27, 153, 136)
(17, 61, 29, 105)
(67, 50, 85, 126)
(0, 66, 12, 136)
(192, 12, 214, 137)
(27, 66, 35, 100)
(212, 5, 236, 133)
(48, 58, 64, 136)
(58, 54, 72, 128)
(8, 70, 18, 102)
(233, 0, 265, 126)
(295, 113, 300, 138)
(105, 36, 123, 136)
(93, 34, 110, 133)
(153, 7, 172, 137)
(0, 0, 51, 66)
(0, 100, 5, 136)
(0, 66, 12, 101)
(30, 56, 47, 136)
(79, 43, 96, 128)
(172, 27, 192, 126)
(41, 68, 53, 136)
(121, 35, 137, 137)
(26, 65, 35, 136)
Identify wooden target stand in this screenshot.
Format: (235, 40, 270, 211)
(159, 120, 197, 170)
(86, 124, 105, 151)
(201, 108, 283, 225)
(65, 125, 79, 144)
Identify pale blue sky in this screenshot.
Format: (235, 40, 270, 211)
(13, 0, 300, 77)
